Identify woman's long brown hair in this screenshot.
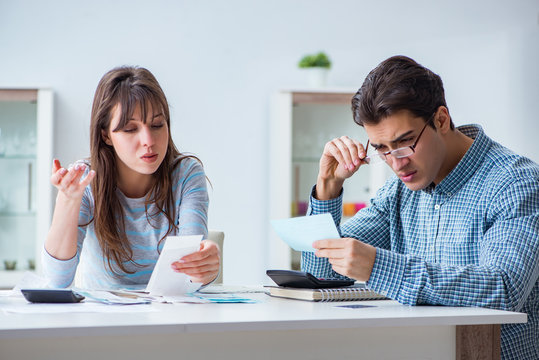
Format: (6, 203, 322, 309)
(89, 66, 194, 276)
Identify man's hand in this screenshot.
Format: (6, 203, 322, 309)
(316, 136, 367, 200)
(313, 238, 376, 281)
(171, 240, 220, 285)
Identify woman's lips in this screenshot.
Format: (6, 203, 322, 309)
(141, 153, 158, 163)
(399, 170, 416, 182)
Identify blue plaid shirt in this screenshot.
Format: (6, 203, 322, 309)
(302, 125, 539, 359)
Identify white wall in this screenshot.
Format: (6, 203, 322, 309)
(1, 0, 538, 284)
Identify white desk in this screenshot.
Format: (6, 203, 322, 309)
(0, 292, 526, 360)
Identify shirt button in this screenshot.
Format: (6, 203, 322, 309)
(434, 204, 440, 210)
(447, 192, 452, 196)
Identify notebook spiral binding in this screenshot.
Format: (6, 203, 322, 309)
(318, 287, 383, 302)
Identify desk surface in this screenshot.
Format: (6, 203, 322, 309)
(0, 290, 527, 339)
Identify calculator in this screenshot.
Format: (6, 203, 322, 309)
(21, 289, 85, 303)
(266, 270, 355, 289)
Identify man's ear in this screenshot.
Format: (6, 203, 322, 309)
(101, 129, 112, 146)
(434, 106, 452, 134)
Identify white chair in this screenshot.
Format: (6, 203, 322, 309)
(207, 230, 224, 284)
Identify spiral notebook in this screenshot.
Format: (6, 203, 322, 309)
(267, 284, 387, 302)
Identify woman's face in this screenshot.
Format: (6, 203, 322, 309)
(103, 102, 169, 183)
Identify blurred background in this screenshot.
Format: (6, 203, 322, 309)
(0, 0, 537, 285)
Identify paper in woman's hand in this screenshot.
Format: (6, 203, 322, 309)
(146, 235, 203, 296)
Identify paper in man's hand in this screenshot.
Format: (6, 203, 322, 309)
(270, 213, 340, 252)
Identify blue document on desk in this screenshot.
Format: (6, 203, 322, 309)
(271, 213, 340, 252)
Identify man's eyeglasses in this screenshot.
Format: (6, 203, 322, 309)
(363, 114, 435, 165)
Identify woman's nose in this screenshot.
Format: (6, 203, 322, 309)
(140, 125, 155, 147)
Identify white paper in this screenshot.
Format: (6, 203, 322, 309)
(145, 235, 203, 296)
(270, 213, 340, 252)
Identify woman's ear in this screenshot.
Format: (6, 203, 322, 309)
(101, 129, 112, 146)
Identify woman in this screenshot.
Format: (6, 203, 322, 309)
(43, 66, 219, 289)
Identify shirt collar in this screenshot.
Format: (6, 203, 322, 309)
(425, 124, 492, 195)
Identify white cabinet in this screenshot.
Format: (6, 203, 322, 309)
(0, 89, 54, 288)
(268, 89, 390, 270)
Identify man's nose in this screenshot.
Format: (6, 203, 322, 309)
(388, 155, 410, 171)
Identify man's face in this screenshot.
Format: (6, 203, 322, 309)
(364, 110, 445, 191)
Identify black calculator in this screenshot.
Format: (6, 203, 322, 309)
(266, 270, 355, 289)
(21, 289, 85, 303)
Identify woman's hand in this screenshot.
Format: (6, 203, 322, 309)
(45, 159, 96, 260)
(51, 159, 95, 201)
(171, 240, 220, 285)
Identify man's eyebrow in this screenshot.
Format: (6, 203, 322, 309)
(153, 112, 164, 118)
(370, 130, 415, 148)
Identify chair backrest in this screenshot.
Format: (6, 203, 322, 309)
(207, 230, 224, 284)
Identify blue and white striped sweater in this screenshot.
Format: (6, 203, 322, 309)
(42, 156, 208, 289)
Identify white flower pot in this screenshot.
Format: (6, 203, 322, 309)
(303, 67, 329, 88)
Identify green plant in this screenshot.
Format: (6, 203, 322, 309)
(298, 52, 331, 69)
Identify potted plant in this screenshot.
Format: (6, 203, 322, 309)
(298, 52, 331, 87)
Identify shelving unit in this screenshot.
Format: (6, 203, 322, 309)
(268, 89, 390, 270)
(0, 89, 54, 288)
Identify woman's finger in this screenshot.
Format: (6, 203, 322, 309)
(51, 159, 61, 174)
(59, 165, 85, 189)
(174, 263, 219, 275)
(80, 170, 96, 188)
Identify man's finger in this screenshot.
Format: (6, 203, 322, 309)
(315, 248, 346, 259)
(312, 238, 345, 249)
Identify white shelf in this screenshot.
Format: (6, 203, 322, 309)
(0, 88, 53, 288)
(0, 270, 32, 289)
(269, 90, 390, 270)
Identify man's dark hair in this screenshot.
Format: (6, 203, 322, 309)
(352, 55, 454, 130)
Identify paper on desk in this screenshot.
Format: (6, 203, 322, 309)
(0, 293, 156, 314)
(162, 293, 258, 304)
(74, 289, 151, 305)
(270, 213, 340, 252)
(146, 235, 203, 296)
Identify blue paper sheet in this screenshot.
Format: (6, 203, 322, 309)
(270, 213, 340, 252)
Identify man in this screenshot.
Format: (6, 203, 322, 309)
(302, 55, 538, 359)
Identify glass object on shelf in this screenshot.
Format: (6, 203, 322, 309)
(0, 128, 5, 157)
(7, 130, 22, 156)
(0, 190, 6, 211)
